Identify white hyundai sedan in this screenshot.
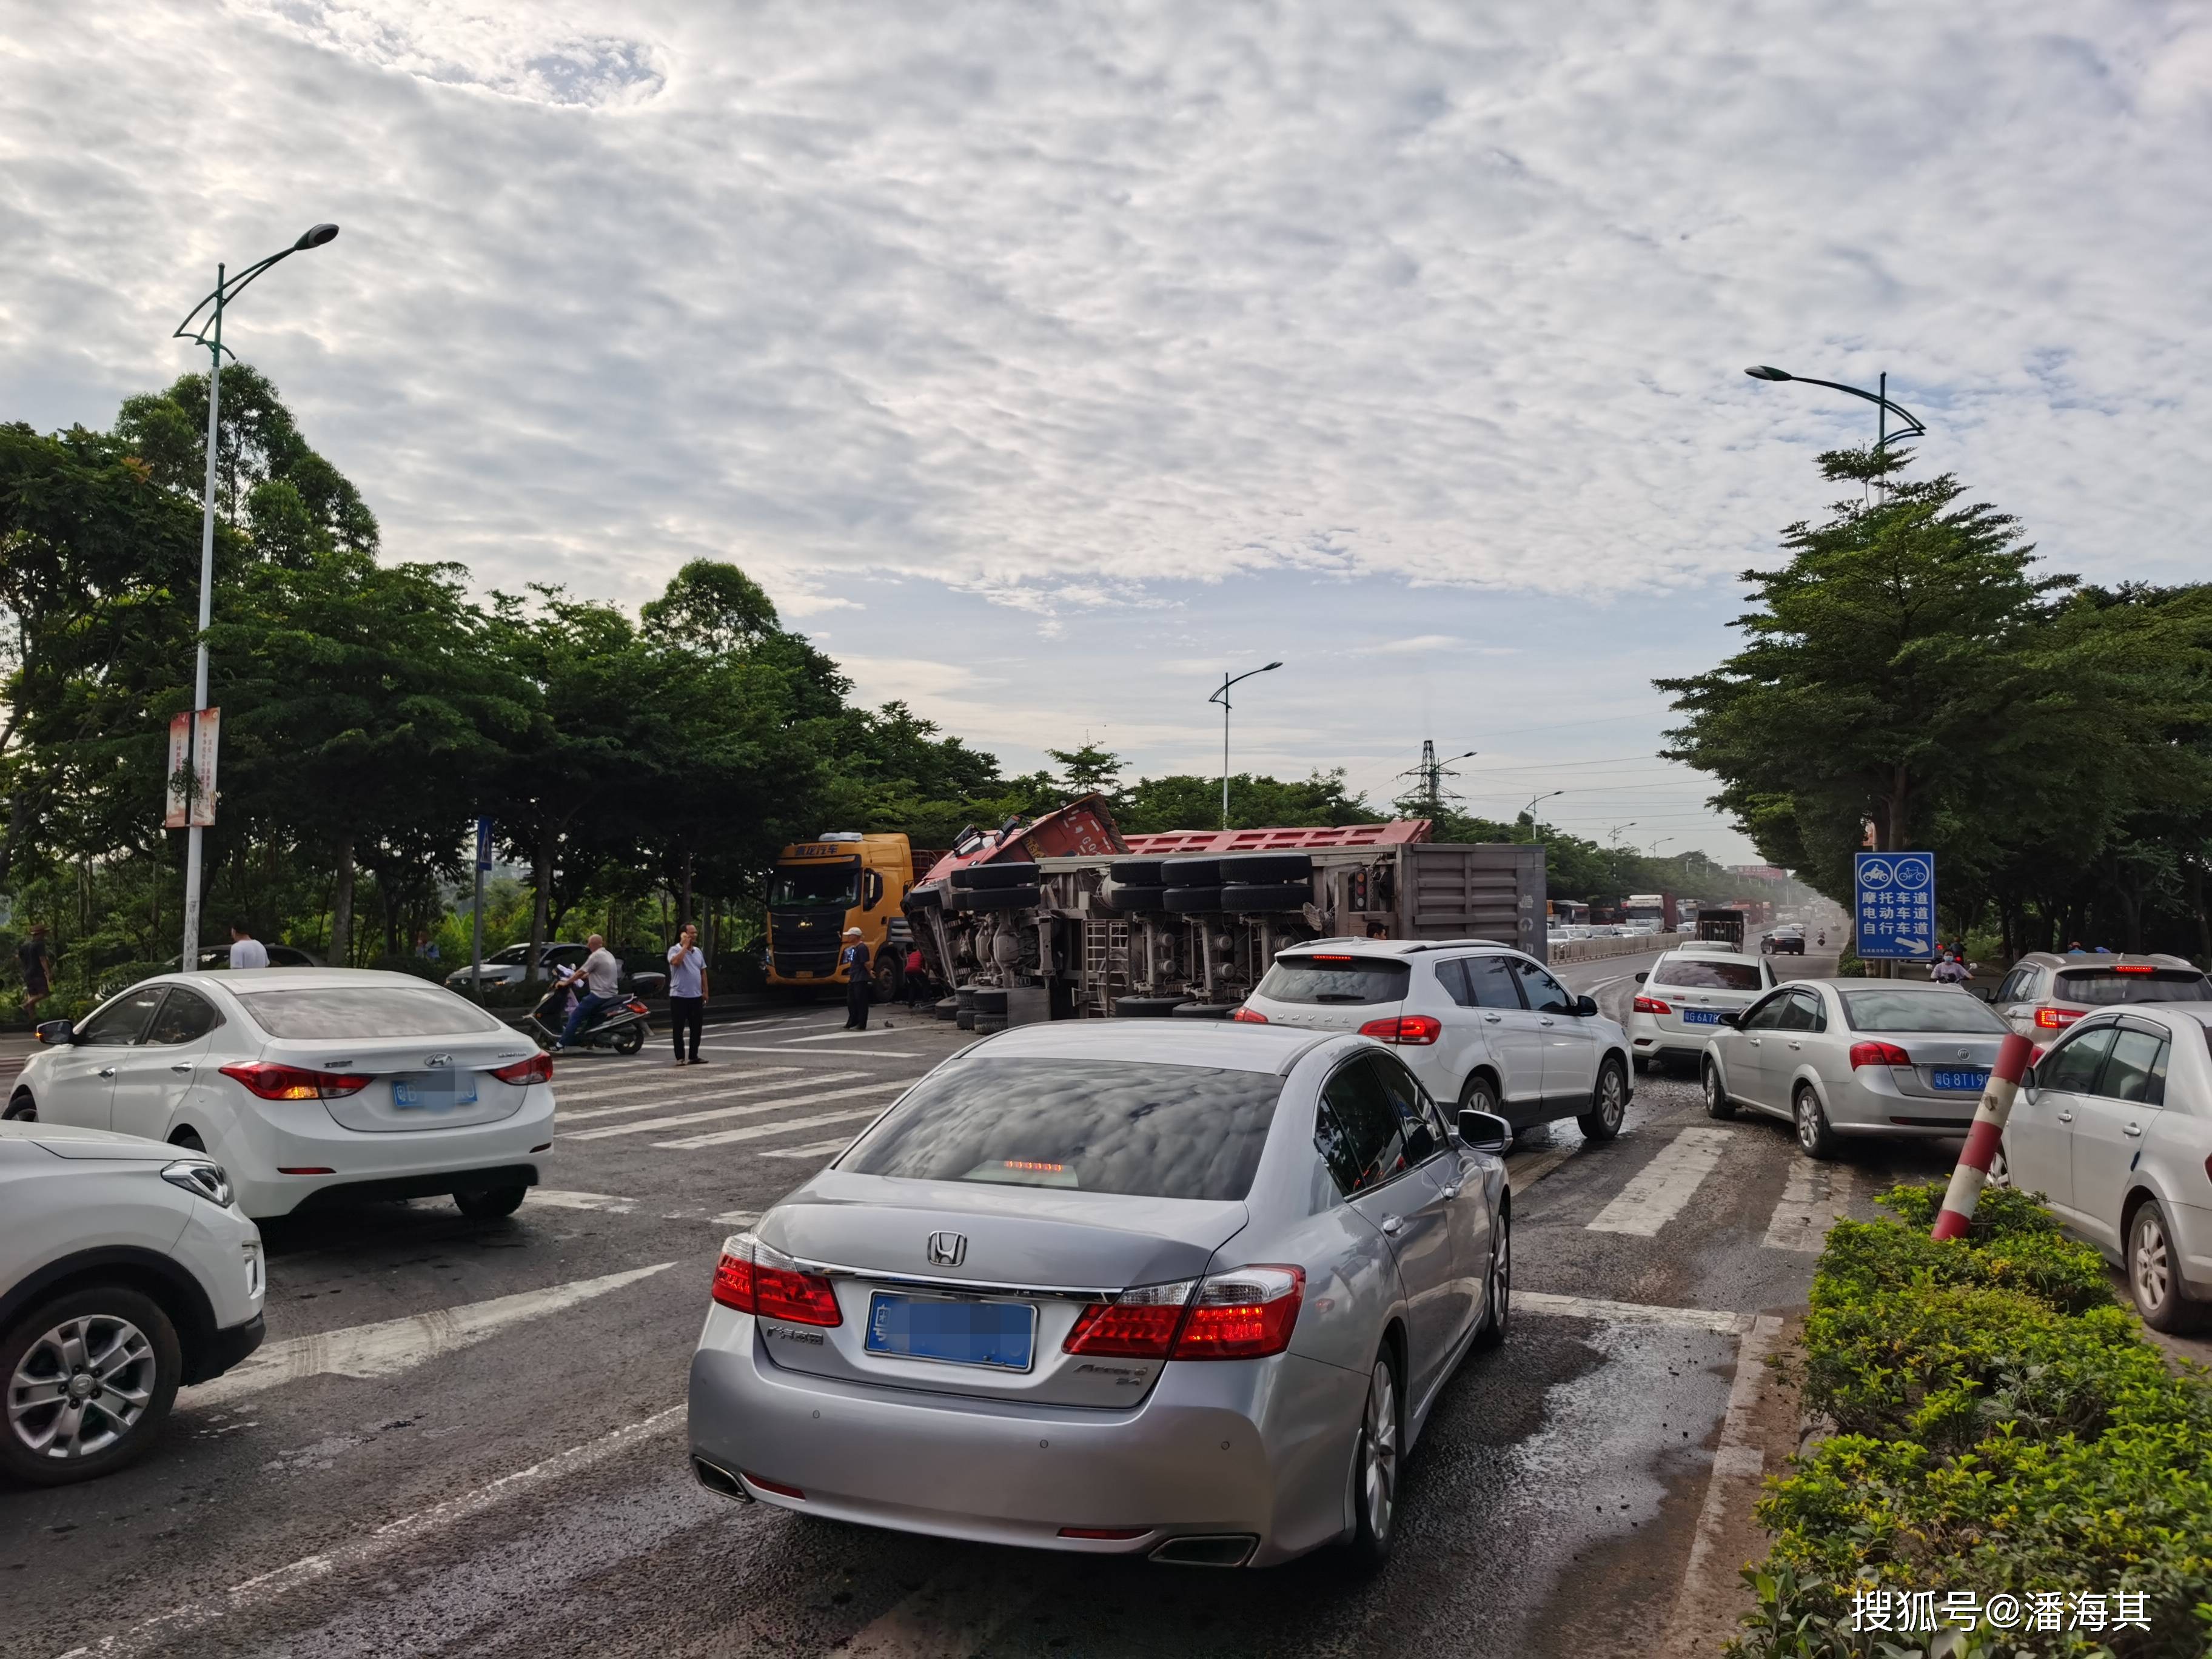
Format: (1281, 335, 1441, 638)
(4, 970, 555, 1222)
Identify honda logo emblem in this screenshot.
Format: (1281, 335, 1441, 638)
(926, 1231, 967, 1268)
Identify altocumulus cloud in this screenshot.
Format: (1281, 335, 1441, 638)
(2, 1, 2210, 629)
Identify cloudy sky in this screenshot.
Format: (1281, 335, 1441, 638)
(5, 2, 2209, 859)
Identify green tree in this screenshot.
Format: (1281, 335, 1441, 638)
(1117, 769, 1374, 833)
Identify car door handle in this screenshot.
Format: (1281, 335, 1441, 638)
(1380, 1215, 1403, 1235)
(1484, 1014, 1502, 1024)
(98, 1067, 116, 1078)
(2123, 1122, 2142, 1138)
(1747, 1037, 1761, 1047)
(1538, 1017, 1555, 1027)
(1788, 1041, 1803, 1050)
(170, 1062, 194, 1073)
(2057, 1110, 2073, 1124)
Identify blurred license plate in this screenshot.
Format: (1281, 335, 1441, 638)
(1683, 1009, 1722, 1025)
(392, 1074, 478, 1110)
(865, 1293, 1035, 1371)
(1932, 1070, 1989, 1093)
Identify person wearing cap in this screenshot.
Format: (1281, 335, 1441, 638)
(839, 927, 873, 1031)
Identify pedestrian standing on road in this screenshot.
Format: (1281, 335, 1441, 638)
(905, 945, 928, 1010)
(554, 933, 622, 1050)
(228, 922, 269, 970)
(17, 923, 50, 1017)
(667, 923, 708, 1066)
(840, 927, 872, 1031)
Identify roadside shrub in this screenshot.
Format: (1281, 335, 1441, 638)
(1729, 1184, 2212, 1659)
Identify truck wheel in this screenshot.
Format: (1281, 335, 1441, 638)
(956, 1010, 976, 1030)
(1095, 880, 1165, 914)
(933, 997, 960, 1022)
(968, 988, 1009, 1014)
(1162, 885, 1223, 913)
(1168, 1003, 1235, 1019)
(1217, 853, 1313, 883)
(971, 1015, 1008, 1034)
(950, 861, 1039, 891)
(1109, 858, 1169, 887)
(1113, 996, 1187, 1017)
(1161, 856, 1223, 887)
(905, 885, 942, 910)
(960, 885, 1041, 913)
(1219, 881, 1313, 913)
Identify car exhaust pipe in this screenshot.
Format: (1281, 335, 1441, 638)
(691, 1455, 754, 1503)
(1147, 1534, 1258, 1567)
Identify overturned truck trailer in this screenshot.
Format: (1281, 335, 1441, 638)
(903, 794, 1546, 1028)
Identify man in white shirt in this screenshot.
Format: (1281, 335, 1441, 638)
(228, 923, 270, 971)
(553, 934, 622, 1050)
(666, 922, 708, 1065)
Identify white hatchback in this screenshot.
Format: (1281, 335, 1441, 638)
(7, 970, 556, 1222)
(1237, 939, 1635, 1141)
(1627, 947, 1777, 1074)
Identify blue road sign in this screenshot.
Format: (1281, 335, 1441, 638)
(1855, 851, 1936, 959)
(475, 816, 495, 872)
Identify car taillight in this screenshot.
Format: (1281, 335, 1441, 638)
(1632, 995, 1672, 1015)
(2034, 1006, 2080, 1030)
(709, 1235, 842, 1326)
(2113, 965, 2154, 974)
(1170, 1265, 1304, 1359)
(1230, 1007, 1268, 1024)
(219, 1062, 371, 1101)
(1359, 1015, 1442, 1045)
(1848, 1041, 1914, 1070)
(492, 1053, 555, 1085)
(1064, 1279, 1196, 1358)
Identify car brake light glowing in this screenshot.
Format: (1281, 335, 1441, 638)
(492, 1053, 555, 1085)
(709, 1235, 843, 1326)
(1064, 1279, 1195, 1358)
(2034, 1005, 2080, 1030)
(219, 1062, 372, 1101)
(1309, 953, 1352, 961)
(1848, 1040, 1914, 1070)
(1171, 1265, 1305, 1359)
(1632, 995, 1672, 1015)
(1230, 1007, 1269, 1023)
(1358, 1014, 1441, 1045)
(2113, 964, 2155, 974)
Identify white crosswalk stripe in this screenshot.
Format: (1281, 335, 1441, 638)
(785, 1027, 908, 1044)
(702, 1045, 924, 1060)
(757, 1135, 861, 1161)
(1761, 1159, 1858, 1250)
(1586, 1127, 1736, 1236)
(553, 1067, 804, 1109)
(559, 1072, 874, 1124)
(566, 1081, 910, 1142)
(655, 1104, 888, 1151)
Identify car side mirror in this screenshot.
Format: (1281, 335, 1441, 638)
(1574, 994, 1599, 1017)
(1456, 1108, 1512, 1155)
(34, 1018, 75, 1045)
(1718, 1011, 1743, 1028)
(863, 870, 884, 912)
(1633, 971, 1647, 984)
(2020, 1064, 2040, 1093)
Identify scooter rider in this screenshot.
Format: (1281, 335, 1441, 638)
(553, 934, 622, 1050)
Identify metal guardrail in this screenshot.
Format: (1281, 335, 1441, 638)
(1549, 931, 1686, 965)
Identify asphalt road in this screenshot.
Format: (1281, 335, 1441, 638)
(5, 951, 1966, 1659)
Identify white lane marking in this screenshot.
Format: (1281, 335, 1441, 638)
(566, 1081, 908, 1141)
(555, 1067, 802, 1106)
(656, 1104, 888, 1151)
(1665, 1314, 1786, 1654)
(784, 1026, 908, 1043)
(758, 1135, 862, 1162)
(61, 1404, 686, 1659)
(834, 1558, 1071, 1657)
(182, 1264, 674, 1409)
(1586, 1127, 1735, 1236)
(530, 1189, 640, 1213)
(1511, 1290, 1751, 1336)
(561, 1072, 873, 1124)
(1506, 1147, 1575, 1196)
(703, 1045, 925, 1060)
(1761, 1159, 1857, 1251)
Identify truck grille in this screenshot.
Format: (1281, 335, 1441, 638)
(770, 911, 840, 975)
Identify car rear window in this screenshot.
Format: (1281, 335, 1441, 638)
(837, 1058, 1284, 1201)
(233, 986, 508, 1039)
(1839, 989, 2009, 1034)
(1651, 959, 1764, 991)
(1255, 956, 1409, 1006)
(2055, 968, 2212, 1007)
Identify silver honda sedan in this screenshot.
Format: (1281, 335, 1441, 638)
(1700, 979, 2013, 1157)
(687, 1021, 1512, 1569)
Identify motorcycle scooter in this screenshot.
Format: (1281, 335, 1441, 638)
(526, 984, 651, 1055)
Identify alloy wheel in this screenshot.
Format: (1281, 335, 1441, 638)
(1360, 1360, 1398, 1543)
(1489, 1220, 1512, 1339)
(1596, 1067, 1625, 1131)
(7, 1314, 157, 1461)
(2134, 1210, 2171, 1312)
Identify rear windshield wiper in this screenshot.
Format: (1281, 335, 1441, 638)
(1309, 993, 1375, 1004)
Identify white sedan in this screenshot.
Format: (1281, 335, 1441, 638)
(5, 970, 555, 1222)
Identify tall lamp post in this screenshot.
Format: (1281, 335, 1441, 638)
(171, 223, 340, 967)
(1743, 365, 1926, 454)
(1523, 789, 1565, 831)
(1607, 820, 1638, 846)
(1208, 661, 1281, 830)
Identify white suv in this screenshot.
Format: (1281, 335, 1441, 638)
(1627, 945, 1777, 1074)
(1236, 939, 1634, 1139)
(1, 1119, 265, 1486)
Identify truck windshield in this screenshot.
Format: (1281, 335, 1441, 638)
(769, 865, 860, 908)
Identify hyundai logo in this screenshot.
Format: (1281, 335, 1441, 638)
(926, 1231, 967, 1268)
(423, 1053, 453, 1068)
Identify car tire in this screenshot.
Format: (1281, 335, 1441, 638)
(1474, 1207, 1511, 1352)
(1702, 1059, 1735, 1120)
(1217, 852, 1314, 884)
(2128, 1199, 2208, 1333)
(1458, 1072, 1502, 1122)
(1577, 1057, 1628, 1141)
(4, 1091, 34, 1122)
(1161, 885, 1223, 913)
(0, 1286, 181, 1487)
(959, 885, 1041, 913)
(454, 1185, 528, 1219)
(1108, 858, 1169, 887)
(1218, 881, 1313, 913)
(614, 1025, 646, 1055)
(1344, 1348, 1402, 1573)
(1793, 1085, 1839, 1160)
(950, 861, 1040, 891)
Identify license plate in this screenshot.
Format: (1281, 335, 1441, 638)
(1683, 1008, 1722, 1025)
(392, 1074, 480, 1110)
(1931, 1070, 1989, 1093)
(864, 1293, 1036, 1372)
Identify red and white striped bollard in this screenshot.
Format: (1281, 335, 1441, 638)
(1929, 1031, 2036, 1241)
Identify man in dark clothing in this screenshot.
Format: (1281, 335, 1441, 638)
(840, 927, 872, 1030)
(18, 924, 50, 1017)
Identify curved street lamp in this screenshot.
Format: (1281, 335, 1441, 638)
(1607, 820, 1638, 846)
(170, 224, 340, 967)
(1744, 364, 1926, 452)
(1523, 789, 1566, 824)
(1207, 662, 1282, 830)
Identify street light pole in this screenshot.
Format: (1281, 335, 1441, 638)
(1208, 661, 1282, 830)
(1743, 364, 1926, 454)
(171, 224, 338, 968)
(1523, 789, 1565, 828)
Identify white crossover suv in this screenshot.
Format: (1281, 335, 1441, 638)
(1238, 939, 1634, 1140)
(1626, 945, 1778, 1074)
(1, 1118, 265, 1485)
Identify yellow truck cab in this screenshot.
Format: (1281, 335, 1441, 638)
(765, 833, 918, 990)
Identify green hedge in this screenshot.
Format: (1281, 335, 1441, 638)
(1729, 1182, 2212, 1659)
